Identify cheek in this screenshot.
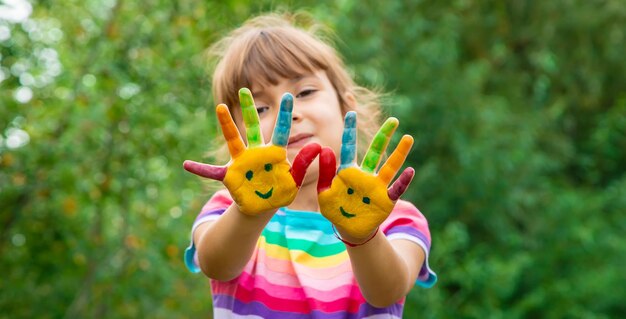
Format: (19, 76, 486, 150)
(260, 117, 275, 144)
(320, 121, 345, 155)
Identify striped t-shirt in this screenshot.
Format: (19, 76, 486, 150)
(185, 190, 436, 318)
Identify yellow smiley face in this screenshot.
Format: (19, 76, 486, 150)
(318, 167, 395, 238)
(224, 145, 297, 215)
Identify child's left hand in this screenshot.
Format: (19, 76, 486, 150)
(317, 112, 415, 241)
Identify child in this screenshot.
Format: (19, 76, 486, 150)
(183, 13, 436, 318)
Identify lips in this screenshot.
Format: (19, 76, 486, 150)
(287, 133, 313, 147)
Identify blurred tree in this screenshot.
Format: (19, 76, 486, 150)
(329, 1, 626, 318)
(1, 0, 624, 318)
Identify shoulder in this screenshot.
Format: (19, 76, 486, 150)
(384, 200, 438, 288)
(380, 199, 431, 241)
(200, 189, 233, 212)
(386, 199, 426, 223)
(190, 189, 233, 224)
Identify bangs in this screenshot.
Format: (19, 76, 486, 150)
(245, 31, 328, 88)
(214, 27, 335, 108)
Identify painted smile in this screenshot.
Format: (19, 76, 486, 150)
(255, 187, 274, 199)
(339, 206, 356, 218)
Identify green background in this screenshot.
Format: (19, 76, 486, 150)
(1, 1, 625, 318)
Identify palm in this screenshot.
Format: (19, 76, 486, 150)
(224, 145, 297, 214)
(184, 88, 319, 215)
(317, 112, 415, 238)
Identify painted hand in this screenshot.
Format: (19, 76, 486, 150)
(183, 88, 320, 215)
(317, 112, 415, 239)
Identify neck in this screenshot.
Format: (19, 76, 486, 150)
(288, 179, 320, 212)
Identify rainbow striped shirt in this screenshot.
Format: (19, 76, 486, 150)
(185, 190, 436, 318)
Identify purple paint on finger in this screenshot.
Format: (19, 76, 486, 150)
(388, 167, 414, 201)
(183, 160, 227, 181)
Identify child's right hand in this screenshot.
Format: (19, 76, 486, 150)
(183, 88, 320, 216)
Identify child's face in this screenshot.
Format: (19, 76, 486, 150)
(232, 70, 345, 184)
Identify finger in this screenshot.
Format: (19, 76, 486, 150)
(183, 160, 227, 181)
(378, 135, 414, 185)
(388, 167, 415, 201)
(317, 147, 336, 193)
(291, 143, 321, 187)
(239, 88, 263, 147)
(361, 117, 399, 173)
(339, 111, 357, 172)
(216, 104, 246, 158)
(271, 93, 293, 147)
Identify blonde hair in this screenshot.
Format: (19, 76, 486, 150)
(207, 12, 384, 159)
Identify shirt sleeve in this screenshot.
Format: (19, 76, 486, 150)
(184, 189, 233, 273)
(380, 199, 437, 288)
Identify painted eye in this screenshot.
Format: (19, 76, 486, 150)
(347, 188, 354, 195)
(362, 197, 370, 204)
(246, 170, 253, 181)
(264, 163, 272, 172)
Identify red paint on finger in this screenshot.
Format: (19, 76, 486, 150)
(317, 147, 336, 193)
(291, 143, 322, 187)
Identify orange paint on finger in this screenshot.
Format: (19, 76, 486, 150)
(377, 135, 413, 185)
(216, 104, 246, 158)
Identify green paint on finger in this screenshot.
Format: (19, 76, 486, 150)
(239, 88, 263, 147)
(361, 117, 398, 173)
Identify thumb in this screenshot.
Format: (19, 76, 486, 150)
(317, 147, 336, 193)
(183, 160, 227, 181)
(291, 143, 322, 187)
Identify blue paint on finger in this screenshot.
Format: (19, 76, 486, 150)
(339, 111, 357, 171)
(272, 93, 293, 147)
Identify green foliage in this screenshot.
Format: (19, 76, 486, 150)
(1, 0, 624, 318)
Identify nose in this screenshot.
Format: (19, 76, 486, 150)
(292, 110, 303, 122)
(291, 100, 303, 122)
